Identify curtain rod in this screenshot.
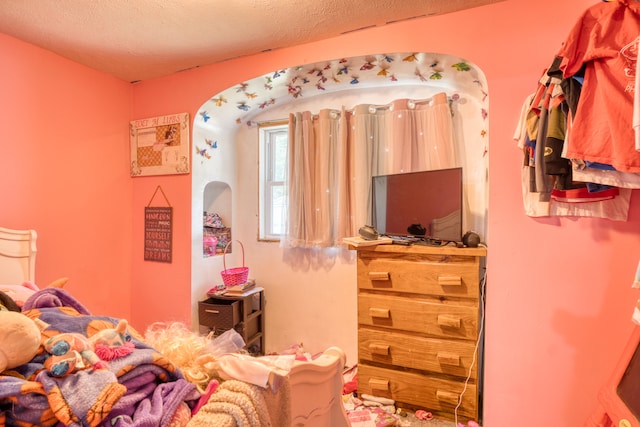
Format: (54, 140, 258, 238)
(257, 94, 455, 123)
(257, 118, 288, 128)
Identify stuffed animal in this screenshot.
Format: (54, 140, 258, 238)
(89, 319, 135, 361)
(280, 342, 311, 361)
(43, 332, 107, 377)
(0, 311, 43, 372)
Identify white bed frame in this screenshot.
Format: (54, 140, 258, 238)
(289, 346, 351, 426)
(0, 227, 37, 285)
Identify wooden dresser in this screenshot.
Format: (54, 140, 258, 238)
(354, 244, 487, 423)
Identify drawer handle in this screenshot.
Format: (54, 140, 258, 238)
(205, 309, 221, 314)
(437, 351, 461, 366)
(437, 314, 461, 328)
(369, 343, 390, 355)
(368, 271, 390, 281)
(369, 308, 390, 319)
(368, 378, 389, 391)
(436, 390, 460, 405)
(438, 275, 462, 286)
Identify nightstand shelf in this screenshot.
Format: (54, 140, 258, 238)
(198, 286, 265, 355)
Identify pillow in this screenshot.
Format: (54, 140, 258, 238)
(0, 278, 68, 308)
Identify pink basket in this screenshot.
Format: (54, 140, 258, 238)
(221, 240, 249, 286)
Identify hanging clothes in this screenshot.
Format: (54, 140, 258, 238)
(513, 86, 632, 221)
(557, 0, 640, 172)
(512, 1, 640, 220)
(513, 93, 551, 217)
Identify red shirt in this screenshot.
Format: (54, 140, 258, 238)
(558, 0, 640, 172)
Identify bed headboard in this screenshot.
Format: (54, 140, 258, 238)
(0, 227, 37, 285)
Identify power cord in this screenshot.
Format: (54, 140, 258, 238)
(454, 267, 487, 426)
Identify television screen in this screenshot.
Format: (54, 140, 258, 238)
(371, 167, 463, 242)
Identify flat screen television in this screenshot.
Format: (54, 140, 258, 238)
(371, 167, 463, 242)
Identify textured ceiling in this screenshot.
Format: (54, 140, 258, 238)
(0, 0, 504, 83)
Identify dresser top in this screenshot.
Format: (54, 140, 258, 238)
(352, 243, 487, 257)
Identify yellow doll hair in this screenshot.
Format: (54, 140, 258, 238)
(144, 321, 220, 393)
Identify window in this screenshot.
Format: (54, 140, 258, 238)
(259, 123, 288, 240)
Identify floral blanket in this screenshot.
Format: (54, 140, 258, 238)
(0, 288, 199, 427)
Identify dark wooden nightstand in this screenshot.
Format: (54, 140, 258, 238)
(198, 286, 265, 355)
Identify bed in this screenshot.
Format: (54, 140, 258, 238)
(0, 226, 37, 285)
(0, 227, 350, 427)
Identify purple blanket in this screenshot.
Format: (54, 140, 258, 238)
(0, 288, 199, 426)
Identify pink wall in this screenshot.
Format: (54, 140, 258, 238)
(2, 0, 640, 425)
(0, 34, 134, 320)
(132, 1, 640, 425)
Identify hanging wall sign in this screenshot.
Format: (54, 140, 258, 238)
(144, 186, 173, 263)
(130, 112, 190, 177)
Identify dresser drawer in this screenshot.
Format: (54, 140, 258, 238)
(358, 364, 478, 420)
(357, 251, 479, 298)
(358, 294, 478, 340)
(198, 299, 241, 330)
(358, 328, 478, 379)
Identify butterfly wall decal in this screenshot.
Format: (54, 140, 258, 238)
(259, 98, 276, 109)
(194, 53, 488, 154)
(360, 61, 375, 71)
(196, 147, 211, 159)
(452, 62, 471, 71)
(211, 96, 227, 107)
(403, 53, 418, 62)
(288, 84, 302, 98)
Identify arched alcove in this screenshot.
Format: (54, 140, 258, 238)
(191, 52, 489, 359)
(203, 181, 232, 257)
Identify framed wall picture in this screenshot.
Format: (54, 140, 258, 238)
(130, 112, 190, 176)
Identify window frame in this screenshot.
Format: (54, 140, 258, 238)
(258, 121, 288, 241)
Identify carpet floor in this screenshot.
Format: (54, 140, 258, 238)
(403, 412, 475, 426)
(346, 405, 480, 427)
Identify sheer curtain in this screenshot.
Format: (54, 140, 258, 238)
(284, 92, 457, 249)
(286, 109, 345, 247)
